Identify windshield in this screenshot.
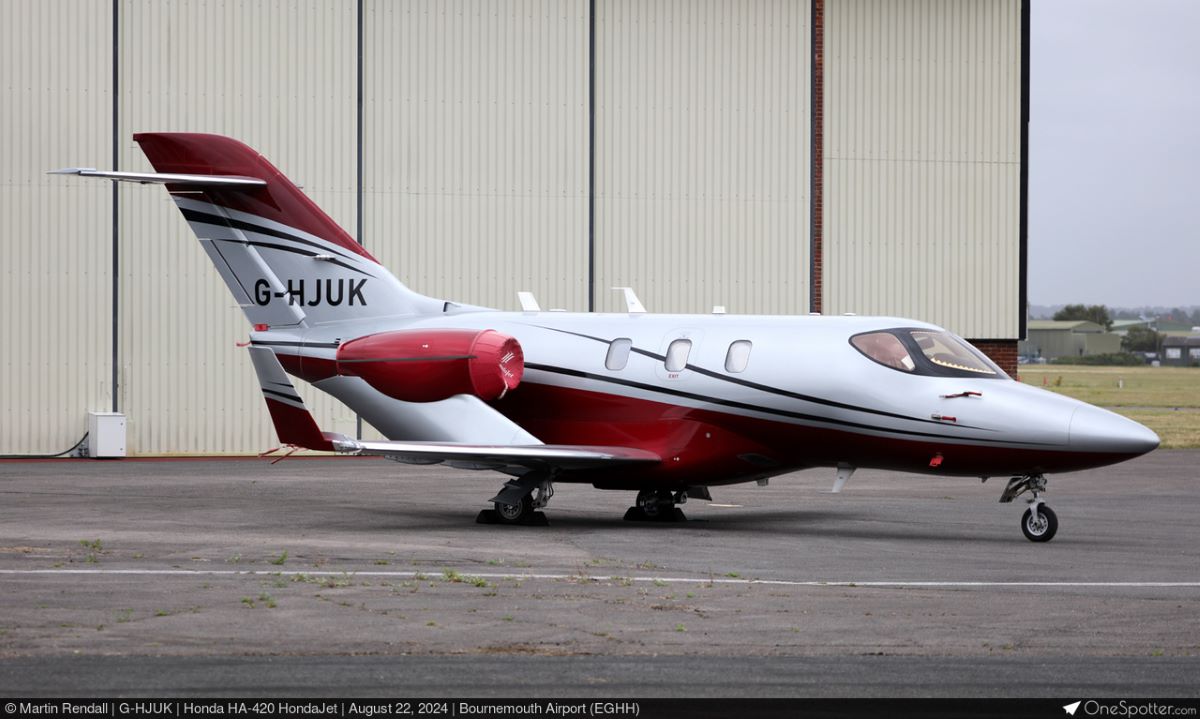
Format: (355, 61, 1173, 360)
(850, 332, 916, 372)
(850, 329, 1006, 379)
(909, 331, 998, 375)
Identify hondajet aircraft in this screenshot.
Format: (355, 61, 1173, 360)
(54, 133, 1160, 541)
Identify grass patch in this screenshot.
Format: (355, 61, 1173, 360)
(1117, 410, 1200, 449)
(268, 550, 288, 566)
(1018, 366, 1200, 447)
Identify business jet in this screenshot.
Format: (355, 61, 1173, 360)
(53, 133, 1160, 541)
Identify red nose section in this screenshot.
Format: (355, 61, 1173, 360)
(336, 329, 524, 403)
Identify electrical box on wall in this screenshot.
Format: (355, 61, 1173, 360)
(87, 412, 126, 458)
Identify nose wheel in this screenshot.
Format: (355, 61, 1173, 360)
(999, 474, 1058, 542)
(1021, 504, 1058, 542)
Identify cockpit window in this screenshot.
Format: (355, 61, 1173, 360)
(850, 329, 1007, 379)
(851, 332, 916, 372)
(909, 331, 998, 375)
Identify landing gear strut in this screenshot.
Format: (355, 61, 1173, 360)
(477, 472, 553, 526)
(999, 474, 1058, 542)
(624, 489, 688, 523)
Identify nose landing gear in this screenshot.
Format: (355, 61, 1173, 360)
(999, 474, 1058, 542)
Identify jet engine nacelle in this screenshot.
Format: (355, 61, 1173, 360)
(336, 328, 524, 403)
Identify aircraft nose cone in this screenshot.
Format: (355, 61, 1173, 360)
(1068, 405, 1160, 455)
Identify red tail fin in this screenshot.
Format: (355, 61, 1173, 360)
(133, 132, 377, 264)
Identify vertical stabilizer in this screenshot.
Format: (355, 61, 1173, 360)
(133, 133, 442, 326)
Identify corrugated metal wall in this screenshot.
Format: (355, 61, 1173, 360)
(363, 0, 590, 313)
(0, 0, 113, 454)
(116, 0, 358, 453)
(823, 0, 1022, 339)
(594, 0, 811, 315)
(2, 0, 1026, 454)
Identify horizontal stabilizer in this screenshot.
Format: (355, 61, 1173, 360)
(47, 168, 266, 187)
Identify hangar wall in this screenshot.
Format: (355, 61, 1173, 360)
(822, 0, 1024, 340)
(0, 0, 1026, 455)
(115, 0, 359, 453)
(0, 0, 113, 454)
(363, 0, 590, 313)
(593, 0, 810, 315)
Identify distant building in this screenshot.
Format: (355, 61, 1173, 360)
(1111, 319, 1153, 335)
(1019, 320, 1122, 360)
(1161, 336, 1200, 367)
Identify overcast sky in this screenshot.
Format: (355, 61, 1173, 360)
(1029, 0, 1200, 308)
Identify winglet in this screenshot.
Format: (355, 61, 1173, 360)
(611, 287, 646, 313)
(247, 347, 342, 451)
(517, 291, 541, 312)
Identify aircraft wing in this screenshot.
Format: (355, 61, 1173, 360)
(330, 438, 659, 470)
(247, 346, 659, 471)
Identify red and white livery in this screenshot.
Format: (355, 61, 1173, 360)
(55, 133, 1159, 540)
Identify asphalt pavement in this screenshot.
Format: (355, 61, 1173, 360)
(0, 451, 1197, 696)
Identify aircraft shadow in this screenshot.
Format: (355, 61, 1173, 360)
(340, 506, 1019, 544)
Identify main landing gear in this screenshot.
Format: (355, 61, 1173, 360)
(998, 474, 1058, 542)
(476, 471, 553, 526)
(623, 489, 689, 523)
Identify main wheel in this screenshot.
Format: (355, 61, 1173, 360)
(494, 494, 534, 525)
(1021, 505, 1058, 542)
(636, 489, 667, 519)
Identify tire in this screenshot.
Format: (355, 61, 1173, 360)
(636, 489, 666, 519)
(1021, 505, 1058, 542)
(494, 494, 533, 525)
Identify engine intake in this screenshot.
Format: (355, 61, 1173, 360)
(336, 329, 524, 403)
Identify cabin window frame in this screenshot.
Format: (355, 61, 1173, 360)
(725, 340, 753, 373)
(605, 337, 633, 370)
(664, 339, 692, 372)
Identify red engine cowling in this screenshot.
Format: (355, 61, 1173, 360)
(335, 329, 524, 403)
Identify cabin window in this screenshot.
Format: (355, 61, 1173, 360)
(605, 338, 632, 370)
(851, 332, 915, 372)
(725, 340, 752, 373)
(665, 339, 692, 372)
